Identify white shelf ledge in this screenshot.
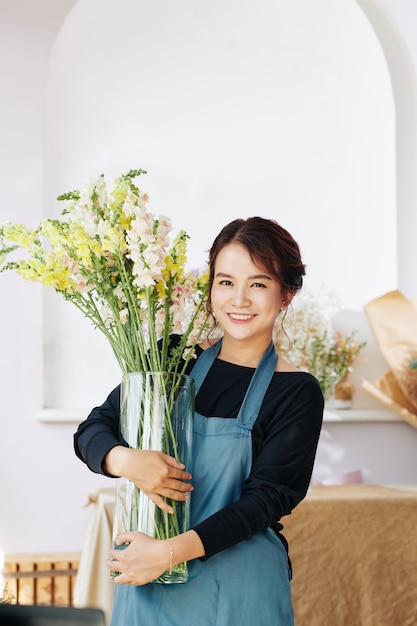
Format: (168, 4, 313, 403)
(323, 408, 401, 422)
(34, 408, 89, 423)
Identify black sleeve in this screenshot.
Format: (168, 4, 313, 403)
(73, 385, 122, 476)
(191, 374, 324, 559)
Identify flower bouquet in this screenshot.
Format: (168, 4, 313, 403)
(0, 169, 210, 582)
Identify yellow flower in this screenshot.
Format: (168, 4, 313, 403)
(66, 223, 100, 267)
(3, 223, 38, 248)
(197, 269, 209, 291)
(163, 255, 182, 281)
(110, 177, 130, 211)
(155, 280, 167, 301)
(15, 258, 78, 293)
(100, 224, 125, 255)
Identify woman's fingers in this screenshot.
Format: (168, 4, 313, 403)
(161, 453, 193, 481)
(166, 477, 194, 493)
(167, 467, 193, 482)
(147, 493, 175, 514)
(132, 450, 193, 494)
(114, 449, 194, 507)
(143, 485, 193, 513)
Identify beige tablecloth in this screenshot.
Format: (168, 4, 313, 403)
(75, 484, 417, 626)
(283, 484, 417, 626)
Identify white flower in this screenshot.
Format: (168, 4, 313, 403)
(119, 308, 129, 325)
(113, 284, 127, 305)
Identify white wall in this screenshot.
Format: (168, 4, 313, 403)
(1, 0, 416, 560)
(0, 0, 112, 559)
(44, 0, 397, 411)
(365, 0, 417, 300)
(45, 0, 397, 309)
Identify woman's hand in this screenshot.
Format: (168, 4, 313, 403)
(104, 446, 193, 513)
(107, 532, 170, 586)
(107, 530, 205, 586)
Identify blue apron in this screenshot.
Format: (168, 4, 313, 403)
(111, 340, 294, 625)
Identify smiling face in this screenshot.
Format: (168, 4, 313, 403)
(210, 242, 287, 350)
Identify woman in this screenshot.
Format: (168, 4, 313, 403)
(74, 217, 324, 625)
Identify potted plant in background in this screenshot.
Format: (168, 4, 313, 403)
(274, 289, 366, 406)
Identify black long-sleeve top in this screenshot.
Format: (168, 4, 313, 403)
(74, 341, 324, 560)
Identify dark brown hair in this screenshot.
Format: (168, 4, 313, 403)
(207, 216, 305, 314)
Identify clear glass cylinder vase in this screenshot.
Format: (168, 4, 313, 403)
(112, 372, 194, 584)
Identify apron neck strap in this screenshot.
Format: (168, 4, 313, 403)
(192, 338, 278, 430)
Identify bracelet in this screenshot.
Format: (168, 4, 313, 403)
(169, 541, 174, 574)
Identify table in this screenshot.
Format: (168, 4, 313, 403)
(283, 484, 417, 626)
(74, 484, 417, 626)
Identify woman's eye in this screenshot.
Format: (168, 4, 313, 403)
(251, 282, 266, 288)
(219, 279, 233, 286)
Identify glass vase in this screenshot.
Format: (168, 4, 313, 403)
(112, 372, 194, 584)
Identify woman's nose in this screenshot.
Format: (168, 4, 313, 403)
(231, 285, 250, 306)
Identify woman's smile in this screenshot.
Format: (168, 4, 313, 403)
(228, 313, 256, 321)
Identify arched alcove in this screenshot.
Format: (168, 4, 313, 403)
(42, 0, 403, 412)
(355, 0, 417, 300)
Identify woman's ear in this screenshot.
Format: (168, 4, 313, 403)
(281, 290, 296, 311)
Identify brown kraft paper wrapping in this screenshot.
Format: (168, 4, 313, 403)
(362, 290, 417, 428)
